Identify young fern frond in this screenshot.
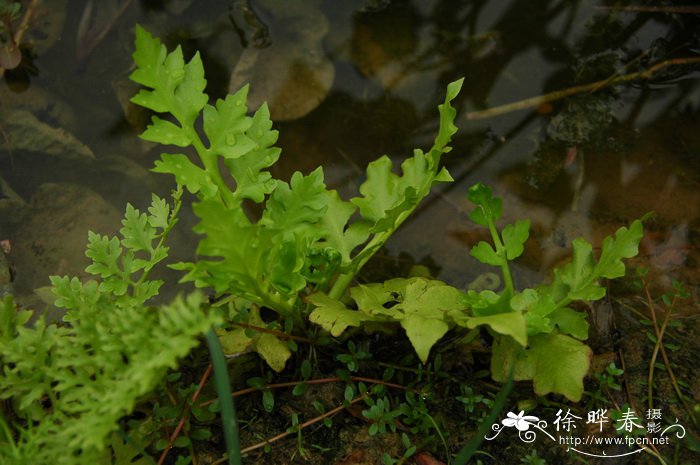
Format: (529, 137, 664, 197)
(0, 192, 220, 464)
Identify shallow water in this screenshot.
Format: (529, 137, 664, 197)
(0, 0, 698, 318)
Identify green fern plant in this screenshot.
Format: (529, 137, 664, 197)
(0, 191, 220, 465)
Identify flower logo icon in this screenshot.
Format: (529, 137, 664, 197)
(502, 411, 540, 431)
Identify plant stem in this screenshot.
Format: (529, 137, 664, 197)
(206, 329, 241, 465)
(136, 187, 183, 289)
(186, 127, 236, 208)
(327, 270, 355, 300)
(328, 231, 389, 300)
(486, 221, 515, 294)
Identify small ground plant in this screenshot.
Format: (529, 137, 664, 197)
(0, 26, 645, 464)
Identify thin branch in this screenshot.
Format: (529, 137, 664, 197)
(76, 0, 135, 63)
(210, 396, 365, 464)
(157, 364, 213, 465)
(465, 57, 700, 120)
(200, 375, 411, 407)
(643, 284, 695, 425)
(595, 6, 700, 14)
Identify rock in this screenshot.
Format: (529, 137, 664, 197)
(228, 0, 334, 121)
(9, 183, 121, 297)
(1, 108, 94, 160)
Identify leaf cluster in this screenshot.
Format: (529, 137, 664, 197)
(128, 26, 464, 370)
(311, 183, 643, 400)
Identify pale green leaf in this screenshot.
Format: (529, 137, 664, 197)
(491, 333, 591, 401)
(307, 292, 372, 336)
(269, 238, 307, 295)
(470, 241, 502, 266)
(85, 233, 122, 279)
(548, 307, 589, 340)
(203, 87, 256, 159)
(555, 238, 606, 301)
(140, 116, 190, 147)
(351, 156, 401, 223)
(318, 190, 370, 265)
(502, 219, 530, 260)
(120, 204, 155, 253)
(189, 200, 262, 296)
(147, 194, 170, 229)
(261, 167, 328, 231)
(225, 103, 280, 203)
(432, 78, 463, 158)
(462, 312, 527, 347)
(130, 25, 207, 128)
(254, 333, 291, 373)
(595, 219, 644, 279)
(402, 315, 449, 363)
(216, 327, 253, 355)
(152, 153, 218, 198)
(510, 289, 557, 335)
(348, 278, 466, 362)
(467, 183, 502, 226)
(521, 333, 591, 401)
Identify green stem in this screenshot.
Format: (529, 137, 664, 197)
(206, 328, 241, 465)
(328, 271, 355, 301)
(186, 127, 235, 207)
(136, 187, 183, 289)
(327, 231, 388, 300)
(487, 220, 514, 294)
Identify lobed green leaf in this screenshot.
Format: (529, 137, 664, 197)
(467, 183, 502, 227)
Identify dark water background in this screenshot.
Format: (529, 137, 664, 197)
(1, 0, 698, 320)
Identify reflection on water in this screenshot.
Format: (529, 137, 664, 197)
(0, 0, 698, 318)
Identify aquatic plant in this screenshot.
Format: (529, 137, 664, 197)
(0, 25, 644, 463)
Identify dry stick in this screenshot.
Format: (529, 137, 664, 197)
(594, 6, 700, 14)
(643, 284, 694, 419)
(210, 396, 366, 465)
(617, 350, 666, 464)
(200, 375, 411, 408)
(157, 364, 213, 465)
(465, 57, 700, 120)
(76, 0, 135, 63)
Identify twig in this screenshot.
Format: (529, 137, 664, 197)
(595, 6, 700, 14)
(465, 57, 700, 120)
(200, 375, 411, 407)
(210, 396, 365, 464)
(643, 284, 695, 423)
(156, 364, 213, 465)
(616, 350, 666, 464)
(76, 0, 135, 63)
